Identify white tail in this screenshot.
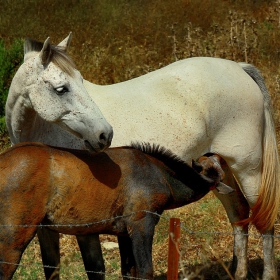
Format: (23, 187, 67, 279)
(238, 63, 280, 233)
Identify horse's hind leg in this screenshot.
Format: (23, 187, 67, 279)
(262, 227, 277, 280)
(76, 235, 105, 280)
(232, 225, 276, 280)
(219, 158, 277, 279)
(118, 236, 136, 278)
(232, 172, 277, 279)
(0, 249, 24, 280)
(37, 228, 60, 280)
(0, 228, 37, 279)
(213, 163, 250, 280)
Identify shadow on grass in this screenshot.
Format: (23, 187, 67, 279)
(154, 258, 280, 280)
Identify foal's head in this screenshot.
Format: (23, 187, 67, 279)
(192, 154, 233, 195)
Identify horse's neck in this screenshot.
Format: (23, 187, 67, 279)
(6, 89, 35, 144)
(8, 106, 84, 149)
(27, 118, 85, 148)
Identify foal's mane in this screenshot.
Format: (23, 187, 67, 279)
(131, 142, 185, 166)
(130, 142, 203, 185)
(24, 38, 76, 76)
(130, 142, 218, 185)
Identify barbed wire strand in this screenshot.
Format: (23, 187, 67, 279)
(0, 210, 278, 238)
(0, 209, 279, 279)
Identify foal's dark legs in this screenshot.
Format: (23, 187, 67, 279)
(77, 235, 105, 280)
(118, 236, 136, 278)
(38, 230, 106, 280)
(130, 215, 156, 280)
(37, 228, 60, 280)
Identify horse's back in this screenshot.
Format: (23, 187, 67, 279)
(85, 57, 264, 161)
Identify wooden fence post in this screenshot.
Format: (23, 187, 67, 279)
(167, 217, 180, 280)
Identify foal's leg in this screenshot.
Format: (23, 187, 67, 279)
(76, 235, 105, 280)
(38, 230, 106, 280)
(0, 245, 26, 279)
(37, 228, 60, 280)
(118, 236, 136, 278)
(0, 228, 37, 279)
(129, 215, 155, 280)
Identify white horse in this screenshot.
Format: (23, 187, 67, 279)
(6, 36, 113, 152)
(6, 34, 279, 280)
(85, 60, 280, 280)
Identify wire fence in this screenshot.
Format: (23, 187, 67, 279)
(0, 210, 280, 280)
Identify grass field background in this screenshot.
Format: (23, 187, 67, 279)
(1, 0, 280, 279)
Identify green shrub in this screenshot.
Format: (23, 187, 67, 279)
(0, 38, 23, 135)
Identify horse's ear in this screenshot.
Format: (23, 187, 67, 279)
(24, 38, 44, 61)
(57, 32, 72, 52)
(39, 37, 52, 66)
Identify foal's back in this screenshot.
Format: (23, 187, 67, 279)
(0, 142, 171, 235)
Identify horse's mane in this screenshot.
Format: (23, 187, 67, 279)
(24, 38, 76, 76)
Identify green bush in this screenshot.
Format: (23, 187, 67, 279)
(0, 38, 23, 135)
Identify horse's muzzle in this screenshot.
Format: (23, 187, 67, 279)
(84, 129, 113, 153)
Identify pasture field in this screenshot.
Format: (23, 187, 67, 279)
(1, 0, 280, 279)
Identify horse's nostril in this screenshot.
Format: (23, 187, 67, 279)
(99, 132, 107, 144)
(99, 130, 113, 146)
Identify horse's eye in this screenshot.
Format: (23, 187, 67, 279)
(55, 86, 68, 95)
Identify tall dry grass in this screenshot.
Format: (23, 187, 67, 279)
(1, 0, 280, 120)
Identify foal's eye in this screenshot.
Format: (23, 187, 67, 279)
(55, 86, 68, 95)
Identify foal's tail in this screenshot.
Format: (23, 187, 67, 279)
(238, 62, 280, 233)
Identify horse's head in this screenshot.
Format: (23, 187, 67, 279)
(192, 155, 234, 195)
(7, 33, 113, 152)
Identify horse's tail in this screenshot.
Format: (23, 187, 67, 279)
(238, 62, 280, 233)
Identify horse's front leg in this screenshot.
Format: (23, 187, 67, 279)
(37, 228, 60, 280)
(76, 234, 105, 280)
(262, 227, 277, 280)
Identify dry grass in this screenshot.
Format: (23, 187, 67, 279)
(1, 0, 280, 279)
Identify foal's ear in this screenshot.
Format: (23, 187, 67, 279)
(57, 32, 72, 52)
(39, 37, 52, 66)
(192, 159, 203, 173)
(216, 182, 235, 194)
